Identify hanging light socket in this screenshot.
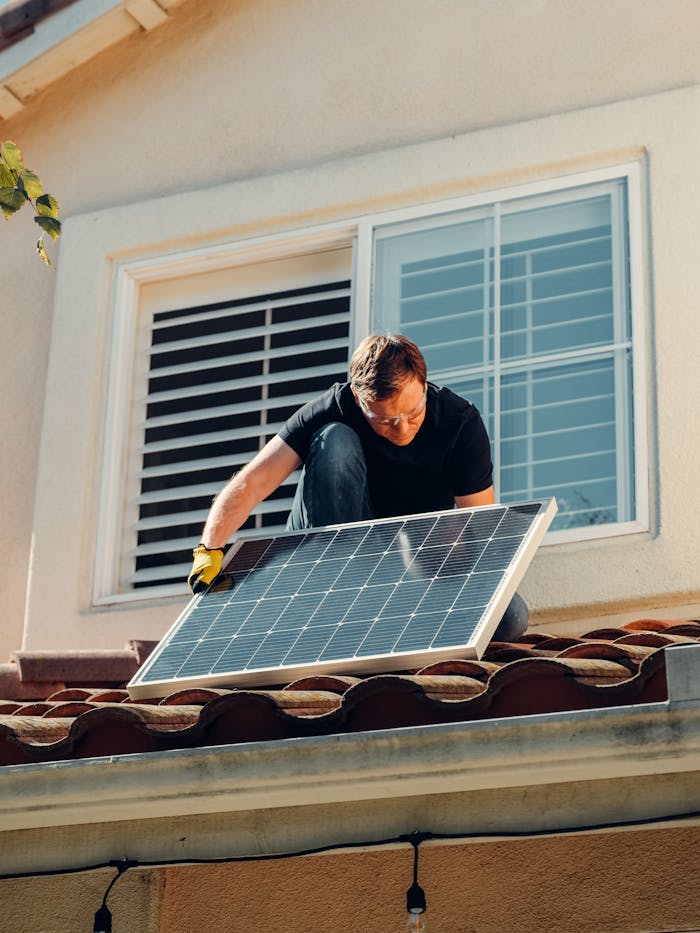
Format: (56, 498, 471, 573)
(93, 904, 112, 933)
(401, 832, 431, 932)
(406, 879, 427, 913)
(93, 858, 137, 933)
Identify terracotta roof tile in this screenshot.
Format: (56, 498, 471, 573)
(621, 618, 700, 633)
(554, 641, 649, 663)
(417, 659, 498, 678)
(42, 701, 98, 718)
(0, 662, 63, 701)
(45, 688, 98, 702)
(158, 687, 234, 706)
(615, 631, 698, 648)
(481, 644, 544, 661)
(0, 618, 694, 767)
(13, 649, 140, 684)
(403, 673, 486, 699)
(285, 674, 362, 692)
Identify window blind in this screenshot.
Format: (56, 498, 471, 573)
(125, 280, 351, 590)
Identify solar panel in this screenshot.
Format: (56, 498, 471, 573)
(128, 499, 557, 699)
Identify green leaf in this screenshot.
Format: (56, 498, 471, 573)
(18, 170, 43, 199)
(36, 236, 55, 268)
(0, 185, 27, 218)
(34, 214, 61, 240)
(0, 141, 25, 173)
(36, 193, 59, 218)
(0, 163, 15, 187)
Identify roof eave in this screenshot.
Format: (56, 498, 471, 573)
(0, 0, 184, 121)
(2, 694, 699, 854)
(0, 647, 696, 875)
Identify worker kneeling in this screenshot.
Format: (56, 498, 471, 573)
(188, 334, 527, 642)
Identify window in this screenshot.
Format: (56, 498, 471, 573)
(98, 246, 353, 599)
(98, 166, 646, 600)
(372, 175, 643, 536)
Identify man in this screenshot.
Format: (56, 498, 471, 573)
(188, 334, 527, 640)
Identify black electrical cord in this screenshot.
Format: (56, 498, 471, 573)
(404, 832, 428, 914)
(93, 859, 137, 933)
(0, 806, 698, 884)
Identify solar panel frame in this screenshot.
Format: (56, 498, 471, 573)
(128, 498, 556, 699)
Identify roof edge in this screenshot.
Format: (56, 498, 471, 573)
(1, 699, 699, 836)
(0, 0, 185, 121)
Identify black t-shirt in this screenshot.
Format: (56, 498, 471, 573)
(278, 382, 493, 519)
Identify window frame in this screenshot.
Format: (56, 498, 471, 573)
(94, 163, 648, 604)
(356, 161, 648, 547)
(93, 224, 358, 605)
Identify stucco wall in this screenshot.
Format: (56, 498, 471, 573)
(1, 827, 698, 932)
(2, 0, 700, 657)
(1, 866, 162, 933)
(162, 827, 700, 933)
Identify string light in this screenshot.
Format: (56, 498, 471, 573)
(93, 858, 136, 933)
(0, 808, 697, 930)
(402, 832, 430, 932)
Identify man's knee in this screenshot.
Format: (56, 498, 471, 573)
(310, 422, 361, 455)
(288, 422, 372, 529)
(308, 422, 364, 475)
(492, 592, 529, 642)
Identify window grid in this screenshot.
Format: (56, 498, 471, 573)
(372, 179, 636, 533)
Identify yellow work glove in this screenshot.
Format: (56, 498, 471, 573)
(188, 544, 224, 594)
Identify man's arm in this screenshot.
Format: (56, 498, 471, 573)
(188, 436, 301, 593)
(200, 436, 302, 548)
(454, 485, 495, 509)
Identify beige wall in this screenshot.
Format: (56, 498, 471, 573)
(1, 752, 698, 931)
(1, 866, 162, 933)
(160, 830, 700, 933)
(3, 827, 698, 933)
(2, 0, 700, 657)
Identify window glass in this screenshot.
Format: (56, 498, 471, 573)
(373, 181, 635, 532)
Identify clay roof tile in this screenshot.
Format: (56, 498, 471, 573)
(0, 617, 693, 766)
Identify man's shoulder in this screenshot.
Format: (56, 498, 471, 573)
(302, 382, 348, 412)
(429, 383, 479, 420)
(279, 382, 350, 453)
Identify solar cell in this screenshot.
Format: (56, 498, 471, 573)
(128, 499, 556, 698)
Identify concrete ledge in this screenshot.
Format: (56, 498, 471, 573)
(13, 648, 139, 683)
(665, 643, 700, 702)
(2, 700, 699, 835)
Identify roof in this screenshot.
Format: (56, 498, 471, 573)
(0, 0, 77, 52)
(0, 0, 185, 120)
(1, 618, 698, 767)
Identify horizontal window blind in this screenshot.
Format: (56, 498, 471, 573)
(124, 280, 351, 591)
(373, 182, 635, 532)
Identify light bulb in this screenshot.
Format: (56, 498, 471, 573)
(406, 908, 429, 932)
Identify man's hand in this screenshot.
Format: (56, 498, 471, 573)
(188, 544, 224, 594)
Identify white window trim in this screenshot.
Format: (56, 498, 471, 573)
(94, 164, 649, 604)
(93, 224, 358, 605)
(357, 161, 649, 547)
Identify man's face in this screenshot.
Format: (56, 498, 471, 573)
(352, 376, 427, 446)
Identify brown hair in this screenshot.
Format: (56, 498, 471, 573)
(349, 334, 427, 400)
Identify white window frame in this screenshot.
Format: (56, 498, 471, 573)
(94, 163, 648, 604)
(356, 162, 649, 547)
(93, 224, 358, 605)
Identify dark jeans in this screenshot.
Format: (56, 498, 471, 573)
(287, 422, 529, 642)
